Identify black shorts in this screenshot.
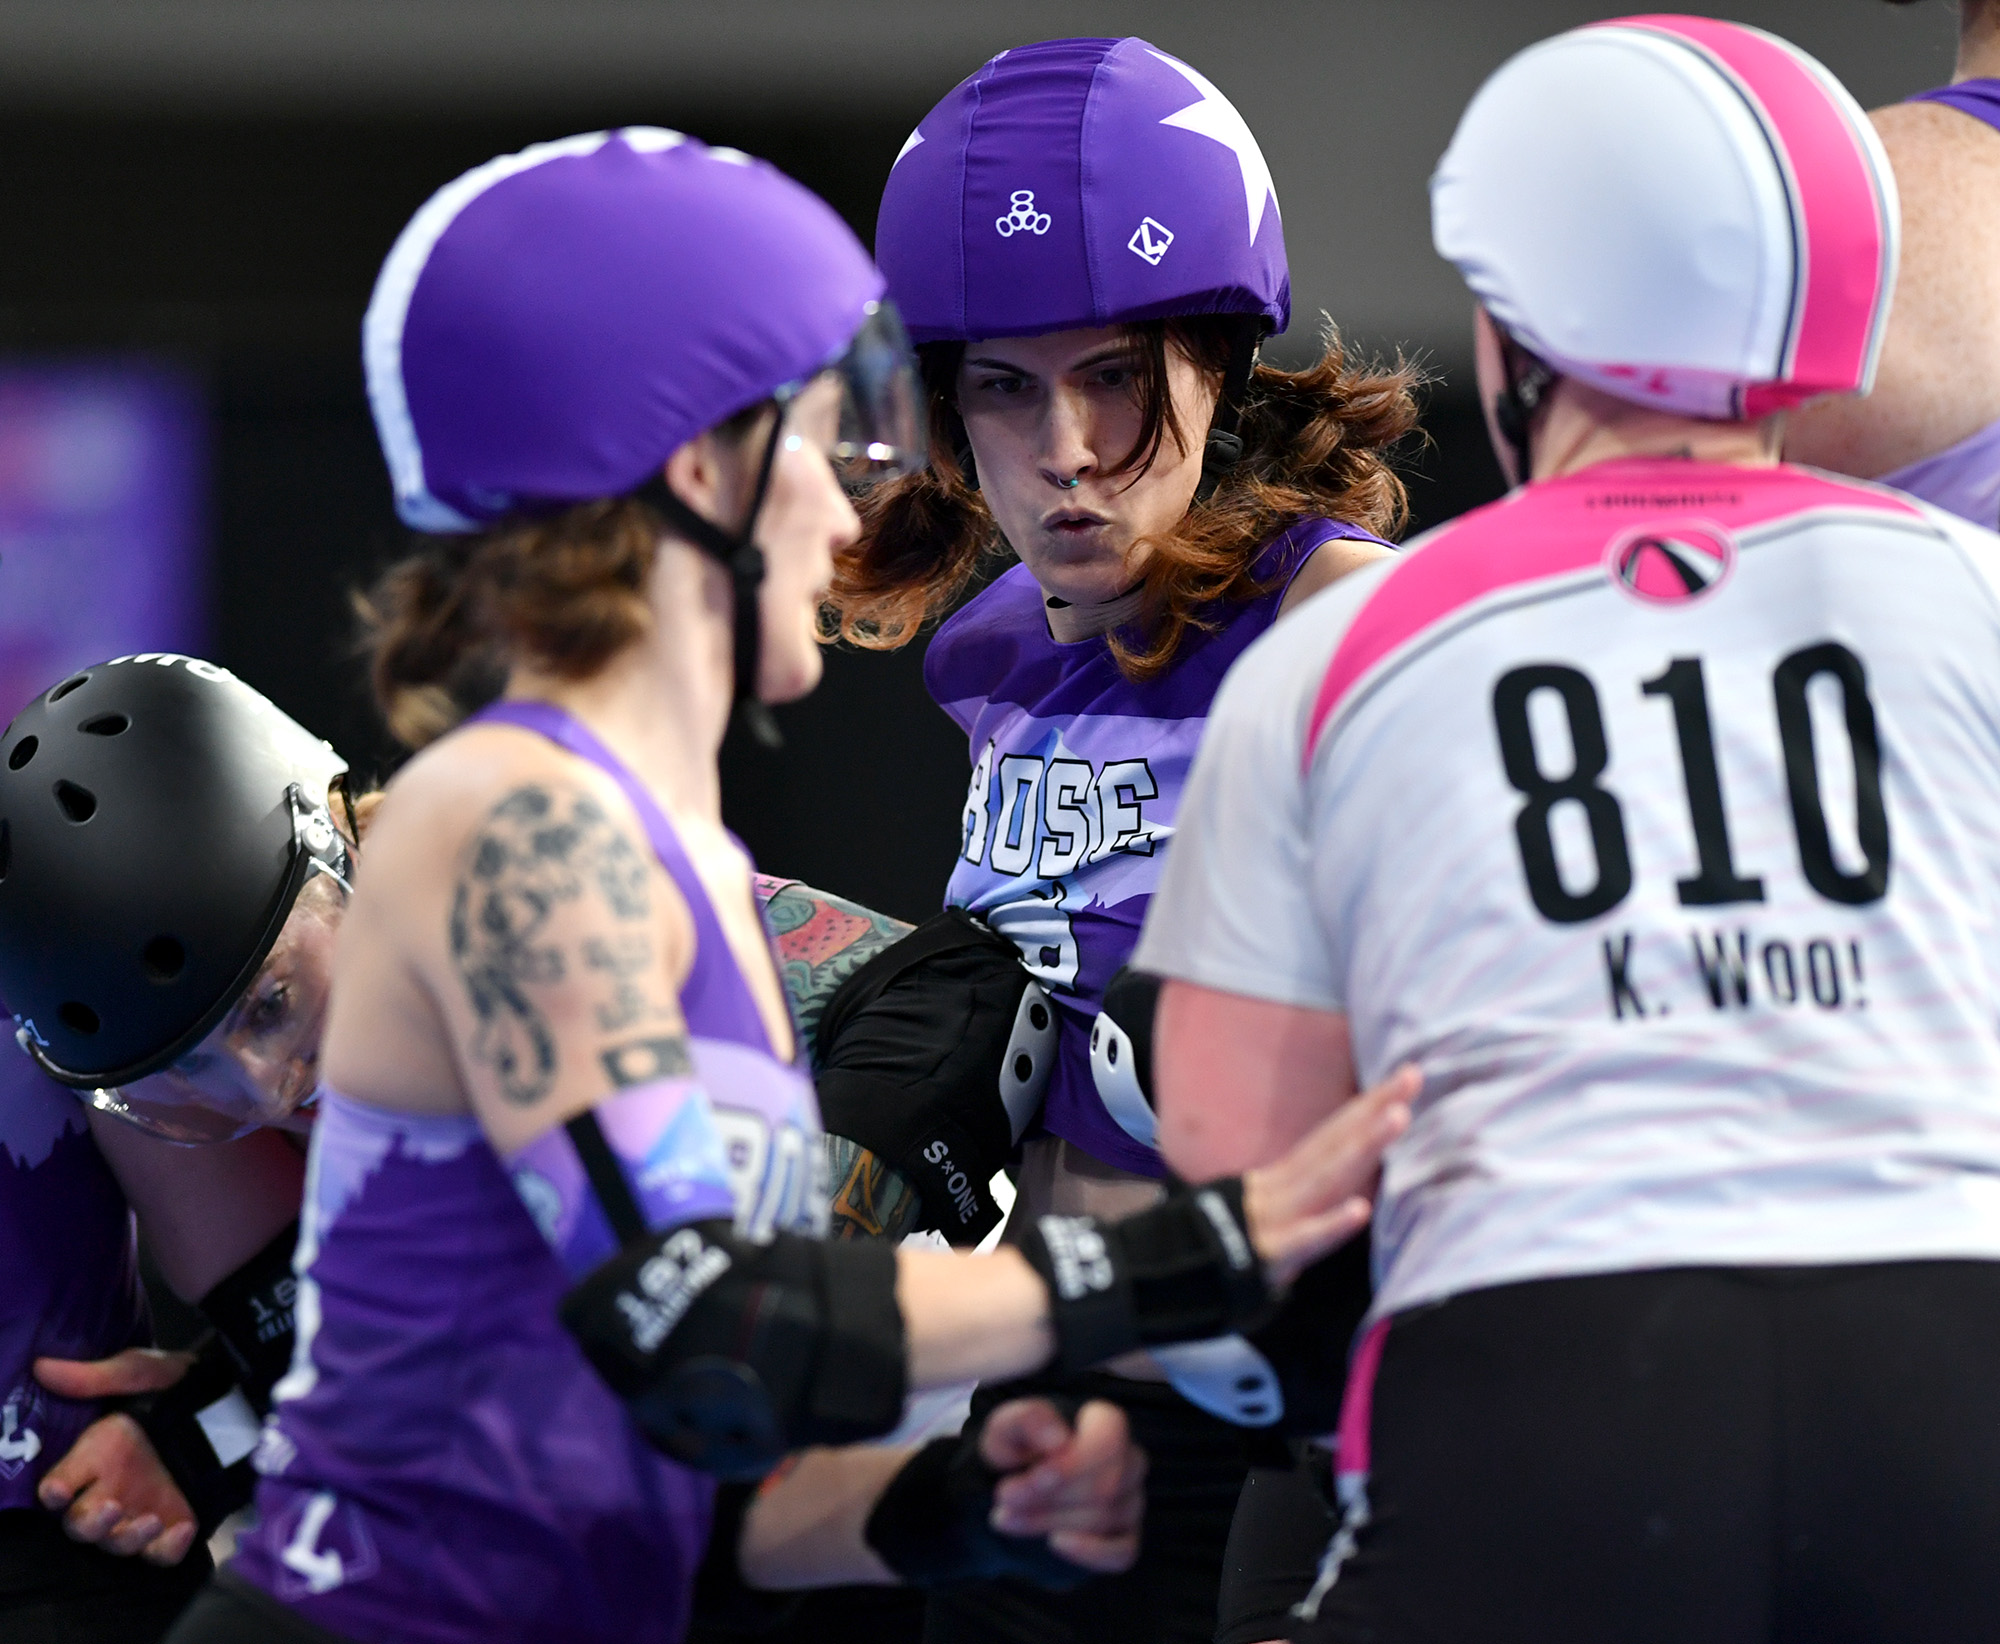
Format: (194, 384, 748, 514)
(1215, 1454, 1335, 1644)
(1297, 1260, 2000, 1644)
(162, 1569, 353, 1644)
(923, 1368, 1274, 1644)
(0, 1506, 214, 1644)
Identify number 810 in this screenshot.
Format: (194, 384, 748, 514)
(1492, 643, 1889, 925)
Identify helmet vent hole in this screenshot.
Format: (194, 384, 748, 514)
(80, 714, 128, 737)
(7, 736, 36, 770)
(58, 1001, 99, 1035)
(48, 675, 88, 703)
(142, 936, 185, 982)
(54, 781, 97, 823)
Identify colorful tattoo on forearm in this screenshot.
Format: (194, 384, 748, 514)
(754, 875, 912, 1064)
(755, 876, 925, 1242)
(823, 1134, 923, 1244)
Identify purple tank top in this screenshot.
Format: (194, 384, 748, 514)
(1908, 76, 2000, 136)
(1878, 80, 2000, 531)
(230, 705, 823, 1644)
(925, 517, 1386, 1175)
(0, 1048, 145, 1508)
(1881, 419, 2000, 531)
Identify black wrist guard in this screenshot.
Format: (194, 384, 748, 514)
(561, 1221, 907, 1481)
(1018, 1179, 1272, 1374)
(814, 908, 1055, 1246)
(116, 1332, 260, 1534)
(865, 1410, 1094, 1592)
(196, 1218, 299, 1413)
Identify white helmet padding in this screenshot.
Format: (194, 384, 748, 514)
(1433, 15, 1897, 421)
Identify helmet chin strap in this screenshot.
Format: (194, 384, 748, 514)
(1194, 316, 1264, 504)
(630, 414, 788, 749)
(1491, 329, 1559, 488)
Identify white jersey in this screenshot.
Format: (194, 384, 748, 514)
(1137, 458, 2000, 1318)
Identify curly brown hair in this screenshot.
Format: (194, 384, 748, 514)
(356, 499, 659, 749)
(826, 316, 1422, 681)
(358, 407, 774, 749)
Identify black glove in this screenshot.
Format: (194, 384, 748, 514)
(814, 909, 1055, 1245)
(865, 1399, 1097, 1591)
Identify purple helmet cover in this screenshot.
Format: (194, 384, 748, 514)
(878, 38, 1289, 344)
(367, 129, 886, 531)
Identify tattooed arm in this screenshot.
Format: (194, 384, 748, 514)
(756, 876, 911, 1059)
(755, 877, 925, 1242)
(430, 774, 704, 1151)
(325, 733, 1402, 1411)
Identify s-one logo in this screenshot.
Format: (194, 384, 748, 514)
(1606, 521, 1736, 606)
(996, 190, 1052, 238)
(921, 1136, 986, 1228)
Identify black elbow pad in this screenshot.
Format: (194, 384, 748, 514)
(813, 908, 1056, 1245)
(560, 1220, 907, 1480)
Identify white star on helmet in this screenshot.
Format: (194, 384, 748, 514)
(1150, 50, 1280, 244)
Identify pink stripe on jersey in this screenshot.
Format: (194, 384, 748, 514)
(1303, 460, 1921, 767)
(1334, 1317, 1391, 1485)
(1609, 16, 1894, 409)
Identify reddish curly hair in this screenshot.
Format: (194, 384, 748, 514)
(826, 316, 1422, 681)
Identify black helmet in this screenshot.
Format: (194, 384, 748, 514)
(0, 654, 348, 1090)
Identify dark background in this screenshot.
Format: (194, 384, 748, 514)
(0, 103, 1505, 922)
(0, 0, 1956, 922)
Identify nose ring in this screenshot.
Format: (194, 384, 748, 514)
(1056, 476, 1081, 489)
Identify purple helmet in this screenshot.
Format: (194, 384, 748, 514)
(876, 38, 1289, 345)
(365, 128, 895, 531)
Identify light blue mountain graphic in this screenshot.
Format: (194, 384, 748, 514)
(636, 1090, 736, 1221)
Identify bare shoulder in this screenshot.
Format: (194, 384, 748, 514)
(329, 721, 704, 1139)
(1277, 534, 1395, 617)
(367, 724, 612, 865)
(1869, 100, 2000, 268)
(1870, 98, 2000, 165)
(1790, 100, 2000, 475)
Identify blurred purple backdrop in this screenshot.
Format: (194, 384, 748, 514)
(0, 363, 206, 725)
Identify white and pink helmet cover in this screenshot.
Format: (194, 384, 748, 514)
(1432, 14, 1899, 421)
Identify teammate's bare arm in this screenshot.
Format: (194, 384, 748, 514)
(759, 880, 924, 1241)
(1154, 987, 1358, 1180)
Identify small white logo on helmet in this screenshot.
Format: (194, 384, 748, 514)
(1128, 217, 1175, 265)
(996, 190, 1052, 238)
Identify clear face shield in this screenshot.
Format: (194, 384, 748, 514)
(775, 300, 926, 488)
(66, 795, 354, 1146)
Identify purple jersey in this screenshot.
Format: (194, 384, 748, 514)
(231, 704, 823, 1644)
(1879, 81, 2000, 531)
(0, 1046, 145, 1508)
(925, 518, 1383, 1175)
